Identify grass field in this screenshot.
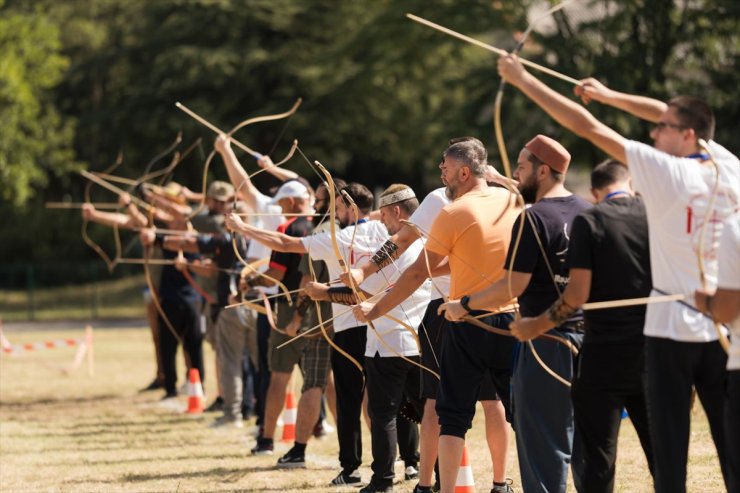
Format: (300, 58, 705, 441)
(0, 326, 725, 492)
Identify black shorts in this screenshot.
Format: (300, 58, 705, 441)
(419, 299, 500, 402)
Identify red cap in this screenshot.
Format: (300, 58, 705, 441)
(524, 135, 571, 173)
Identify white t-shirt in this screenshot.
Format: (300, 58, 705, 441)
(408, 188, 451, 300)
(302, 220, 431, 357)
(626, 139, 740, 342)
(245, 191, 284, 295)
(716, 213, 740, 370)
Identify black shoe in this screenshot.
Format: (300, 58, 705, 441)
(491, 479, 514, 493)
(204, 396, 224, 413)
(359, 481, 393, 493)
(139, 378, 164, 393)
(250, 437, 274, 456)
(404, 465, 419, 480)
(276, 447, 306, 468)
(412, 485, 433, 493)
(161, 391, 177, 400)
(330, 469, 363, 486)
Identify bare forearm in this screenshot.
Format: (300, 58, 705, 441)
(596, 90, 667, 123)
(235, 223, 305, 254)
(697, 288, 740, 324)
(368, 261, 427, 319)
(220, 146, 259, 211)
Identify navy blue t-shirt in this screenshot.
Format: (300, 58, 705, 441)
(158, 249, 201, 303)
(505, 195, 592, 319)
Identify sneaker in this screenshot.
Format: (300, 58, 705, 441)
(330, 469, 363, 486)
(250, 438, 274, 455)
(276, 448, 306, 468)
(139, 377, 163, 392)
(161, 391, 178, 400)
(359, 481, 393, 493)
(209, 416, 244, 429)
(491, 479, 514, 493)
(205, 397, 224, 413)
(404, 465, 419, 480)
(412, 485, 434, 493)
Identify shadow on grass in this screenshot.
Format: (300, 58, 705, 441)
(46, 452, 246, 466)
(0, 393, 123, 409)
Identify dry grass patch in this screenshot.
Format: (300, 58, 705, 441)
(0, 327, 724, 492)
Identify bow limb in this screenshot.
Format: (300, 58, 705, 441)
(696, 140, 730, 353)
(307, 244, 365, 378)
(231, 232, 294, 306)
(82, 152, 125, 273)
(143, 207, 183, 345)
(340, 190, 439, 381)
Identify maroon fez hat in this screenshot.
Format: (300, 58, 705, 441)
(524, 134, 571, 173)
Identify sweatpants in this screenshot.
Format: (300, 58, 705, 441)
(512, 329, 583, 493)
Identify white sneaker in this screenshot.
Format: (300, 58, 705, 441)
(321, 419, 335, 434)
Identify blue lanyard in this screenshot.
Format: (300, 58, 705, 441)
(604, 190, 630, 201)
(686, 152, 710, 160)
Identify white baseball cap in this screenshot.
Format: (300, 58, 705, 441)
(270, 180, 310, 204)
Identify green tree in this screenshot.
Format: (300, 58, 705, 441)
(0, 1, 79, 206)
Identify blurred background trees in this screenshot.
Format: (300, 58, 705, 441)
(1, 0, 737, 272)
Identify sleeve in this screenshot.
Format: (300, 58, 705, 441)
(626, 140, 698, 212)
(566, 213, 595, 271)
(504, 210, 541, 274)
(410, 189, 446, 232)
(717, 216, 740, 290)
(425, 209, 455, 257)
(301, 232, 332, 262)
(270, 221, 302, 273)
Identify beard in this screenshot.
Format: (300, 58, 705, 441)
(518, 176, 539, 204)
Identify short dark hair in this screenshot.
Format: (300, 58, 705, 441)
(667, 96, 715, 141)
(443, 138, 487, 177)
(340, 182, 374, 214)
(527, 152, 564, 183)
(316, 178, 347, 198)
(591, 160, 630, 190)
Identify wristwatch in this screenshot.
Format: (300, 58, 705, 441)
(460, 295, 473, 313)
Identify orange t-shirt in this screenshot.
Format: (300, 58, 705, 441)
(426, 188, 519, 311)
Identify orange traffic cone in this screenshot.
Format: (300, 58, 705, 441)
(281, 391, 297, 442)
(454, 443, 475, 493)
(186, 368, 204, 414)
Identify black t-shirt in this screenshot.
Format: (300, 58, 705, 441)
(505, 195, 592, 318)
(567, 196, 651, 343)
(158, 249, 200, 302)
(270, 217, 313, 296)
(197, 232, 248, 307)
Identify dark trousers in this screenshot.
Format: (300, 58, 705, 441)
(397, 410, 419, 467)
(365, 354, 421, 487)
(571, 341, 654, 493)
(331, 325, 367, 473)
(241, 352, 256, 419)
(158, 297, 203, 395)
(645, 336, 728, 493)
(255, 313, 271, 425)
(727, 370, 740, 493)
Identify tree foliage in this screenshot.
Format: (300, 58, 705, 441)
(0, 0, 737, 267)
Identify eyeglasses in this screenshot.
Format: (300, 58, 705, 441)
(653, 121, 686, 132)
